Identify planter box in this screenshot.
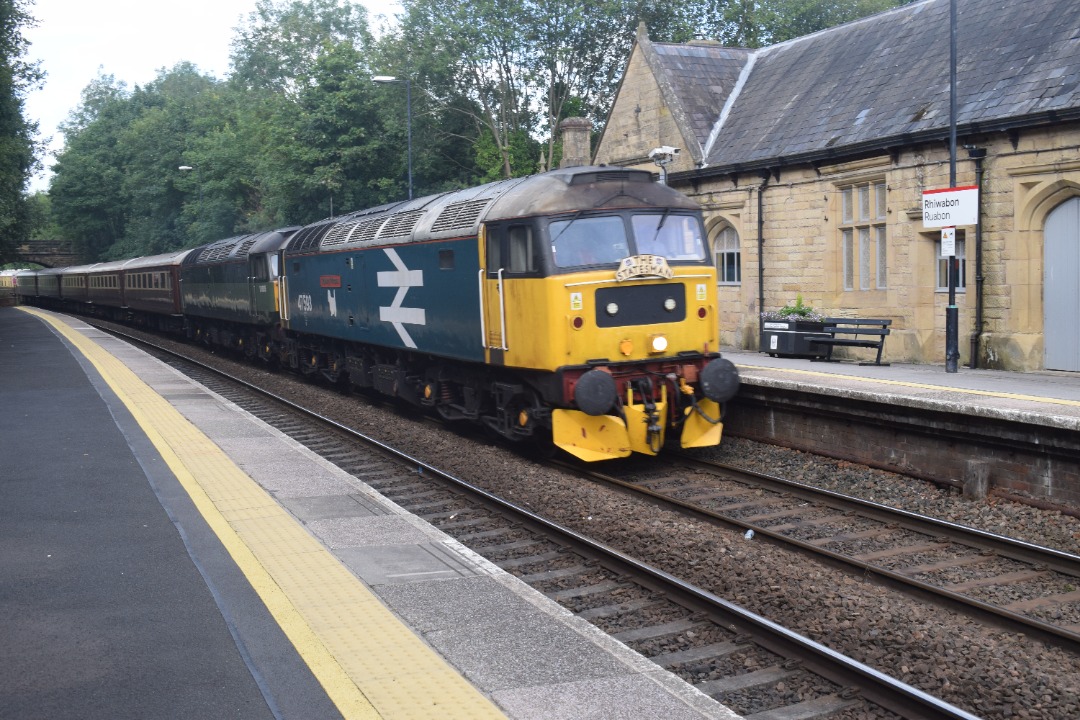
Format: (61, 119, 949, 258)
(760, 320, 830, 358)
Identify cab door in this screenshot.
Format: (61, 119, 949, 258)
(480, 225, 507, 362)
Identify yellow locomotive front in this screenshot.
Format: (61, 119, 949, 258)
(478, 168, 740, 461)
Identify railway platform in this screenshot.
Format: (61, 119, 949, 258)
(723, 349, 1080, 422)
(0, 305, 739, 720)
(720, 347, 1080, 509)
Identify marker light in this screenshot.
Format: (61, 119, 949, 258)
(606, 302, 619, 316)
(663, 297, 677, 311)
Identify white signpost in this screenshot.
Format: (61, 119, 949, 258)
(925, 184, 979, 374)
(922, 185, 979, 228)
(940, 226, 956, 257)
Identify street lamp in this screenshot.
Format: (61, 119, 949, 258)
(372, 74, 413, 200)
(178, 164, 202, 209)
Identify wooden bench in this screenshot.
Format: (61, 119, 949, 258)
(810, 318, 891, 366)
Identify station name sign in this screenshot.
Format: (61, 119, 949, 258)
(922, 186, 979, 228)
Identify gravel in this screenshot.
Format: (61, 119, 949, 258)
(139, 335, 1080, 719)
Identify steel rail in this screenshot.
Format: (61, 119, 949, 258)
(97, 323, 980, 720)
(571, 454, 1080, 651)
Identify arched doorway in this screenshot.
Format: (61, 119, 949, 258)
(1045, 196, 1080, 370)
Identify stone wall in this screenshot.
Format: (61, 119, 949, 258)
(594, 46, 698, 176)
(594, 36, 1080, 371)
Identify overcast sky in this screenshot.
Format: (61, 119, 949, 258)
(23, 0, 402, 192)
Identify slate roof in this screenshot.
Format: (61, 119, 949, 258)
(641, 0, 1080, 173)
(647, 41, 751, 158)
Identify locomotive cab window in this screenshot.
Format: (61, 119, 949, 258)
(550, 215, 627, 268)
(632, 213, 707, 261)
(507, 225, 539, 274)
(486, 222, 542, 277)
(486, 232, 501, 273)
(547, 211, 708, 271)
(251, 256, 270, 282)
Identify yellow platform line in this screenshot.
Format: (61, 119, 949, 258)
(25, 308, 505, 720)
(736, 362, 1080, 410)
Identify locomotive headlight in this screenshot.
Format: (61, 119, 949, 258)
(648, 334, 668, 354)
(663, 297, 677, 312)
(606, 302, 619, 316)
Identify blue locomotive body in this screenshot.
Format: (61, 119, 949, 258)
(284, 238, 485, 364)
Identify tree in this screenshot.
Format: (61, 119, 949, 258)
(230, 0, 373, 96)
(398, 0, 697, 178)
(686, 0, 910, 48)
(49, 75, 134, 260)
(525, 0, 690, 170)
(0, 0, 43, 263)
(401, 0, 537, 179)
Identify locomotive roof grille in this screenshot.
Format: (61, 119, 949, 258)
(322, 220, 361, 247)
(376, 209, 425, 239)
(568, 170, 653, 185)
(198, 242, 236, 263)
(355, 216, 388, 243)
(236, 236, 260, 258)
(430, 199, 492, 233)
(288, 221, 335, 252)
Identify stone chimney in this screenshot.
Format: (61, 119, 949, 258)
(559, 117, 593, 168)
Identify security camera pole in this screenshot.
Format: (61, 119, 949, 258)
(649, 146, 680, 185)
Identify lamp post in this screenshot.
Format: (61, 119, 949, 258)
(372, 74, 413, 200)
(178, 164, 202, 216)
(945, 0, 959, 373)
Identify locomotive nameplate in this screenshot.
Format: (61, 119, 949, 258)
(616, 254, 673, 282)
(319, 275, 342, 288)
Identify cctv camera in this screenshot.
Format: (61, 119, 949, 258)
(648, 146, 680, 160)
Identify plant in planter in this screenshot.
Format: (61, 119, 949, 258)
(760, 294, 826, 324)
(759, 295, 830, 357)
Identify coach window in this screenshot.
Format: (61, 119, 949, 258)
(838, 180, 887, 291)
(713, 224, 741, 285)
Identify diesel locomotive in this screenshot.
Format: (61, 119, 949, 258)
(15, 166, 739, 460)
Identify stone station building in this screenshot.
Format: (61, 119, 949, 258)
(593, 0, 1080, 371)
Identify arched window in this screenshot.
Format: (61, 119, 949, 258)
(713, 225, 741, 284)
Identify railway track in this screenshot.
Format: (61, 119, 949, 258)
(99, 323, 980, 720)
(576, 455, 1080, 652)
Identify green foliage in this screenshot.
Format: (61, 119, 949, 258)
(49, 75, 134, 259)
(230, 0, 373, 95)
(686, 0, 910, 48)
(26, 191, 61, 241)
(474, 129, 539, 183)
(43, 0, 910, 262)
(0, 0, 43, 263)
